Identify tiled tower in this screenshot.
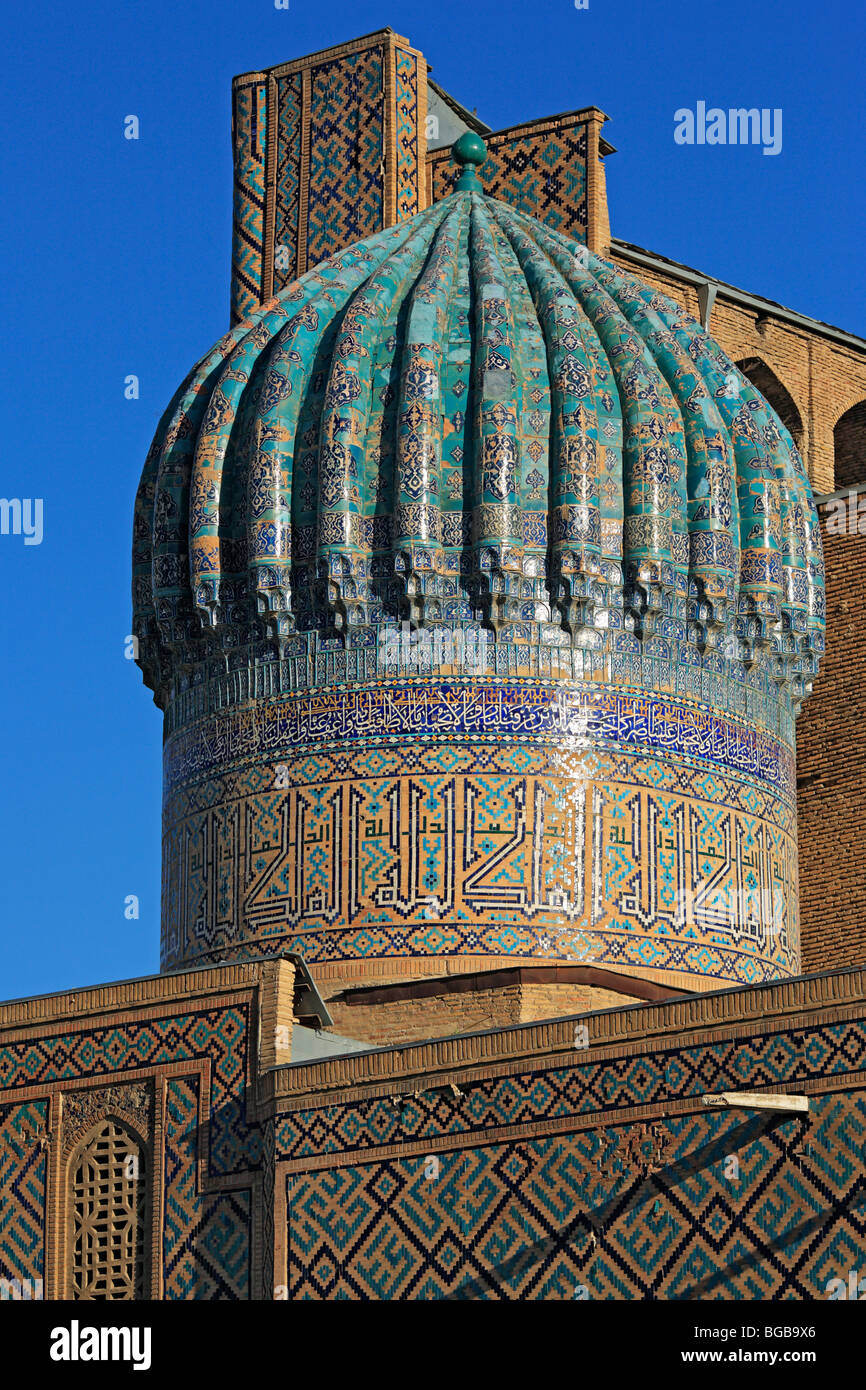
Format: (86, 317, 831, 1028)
(132, 129, 824, 1009)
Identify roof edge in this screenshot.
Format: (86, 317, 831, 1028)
(612, 238, 866, 353)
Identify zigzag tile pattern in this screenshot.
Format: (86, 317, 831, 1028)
(230, 80, 267, 325)
(0, 1100, 47, 1289)
(289, 1095, 866, 1299)
(163, 1076, 251, 1299)
(276, 1016, 866, 1161)
(395, 48, 420, 221)
(273, 72, 303, 294)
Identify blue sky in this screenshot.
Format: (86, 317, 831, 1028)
(0, 0, 862, 1000)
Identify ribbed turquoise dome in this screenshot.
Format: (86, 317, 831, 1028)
(133, 189, 824, 719)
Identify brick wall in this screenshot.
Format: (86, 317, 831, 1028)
(323, 969, 675, 1047)
(798, 511, 866, 972)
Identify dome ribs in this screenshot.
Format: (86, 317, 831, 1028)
(392, 200, 467, 628)
(149, 322, 256, 684)
(466, 197, 526, 637)
(133, 370, 200, 695)
(587, 256, 739, 653)
(511, 210, 682, 641)
(606, 275, 820, 694)
(488, 202, 609, 649)
(132, 187, 825, 714)
(486, 213, 552, 652)
(316, 202, 452, 640)
(243, 231, 411, 654)
(190, 297, 317, 634)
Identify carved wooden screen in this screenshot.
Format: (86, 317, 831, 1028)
(70, 1119, 147, 1299)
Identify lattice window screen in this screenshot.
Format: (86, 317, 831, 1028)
(70, 1120, 146, 1300)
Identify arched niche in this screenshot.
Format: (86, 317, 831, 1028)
(834, 399, 866, 490)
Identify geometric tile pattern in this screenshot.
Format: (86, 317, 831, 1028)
(230, 34, 425, 316)
(395, 47, 420, 222)
(230, 78, 267, 326)
(276, 1015, 866, 1161)
(0, 1001, 261, 1300)
(430, 118, 589, 242)
(0, 1100, 47, 1290)
(0, 1007, 259, 1178)
(306, 48, 385, 270)
(286, 1091, 866, 1298)
(163, 1076, 250, 1300)
(2, 985, 863, 1300)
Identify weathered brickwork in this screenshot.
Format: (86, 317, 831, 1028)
(834, 401, 866, 490)
(323, 971, 645, 1047)
(273, 969, 866, 1300)
(798, 512, 866, 972)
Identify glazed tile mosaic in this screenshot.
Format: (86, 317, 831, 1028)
(137, 160, 824, 990)
(159, 681, 799, 983)
(163, 1076, 251, 1299)
(285, 1093, 866, 1299)
(429, 116, 590, 240)
(276, 1013, 864, 1160)
(230, 78, 268, 326)
(0, 1006, 259, 1178)
(277, 1000, 866, 1299)
(395, 48, 421, 222)
(3, 975, 864, 1300)
(0, 999, 261, 1300)
(231, 33, 426, 315)
(0, 1100, 47, 1292)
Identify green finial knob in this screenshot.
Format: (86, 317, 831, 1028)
(452, 132, 487, 192)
